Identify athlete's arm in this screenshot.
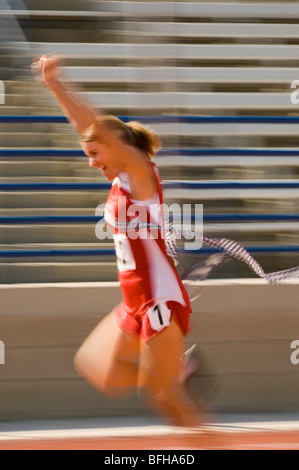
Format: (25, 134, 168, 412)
(32, 54, 156, 200)
(31, 54, 97, 134)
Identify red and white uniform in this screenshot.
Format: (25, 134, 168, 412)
(104, 162, 192, 342)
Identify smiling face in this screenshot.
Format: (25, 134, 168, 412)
(81, 140, 120, 182)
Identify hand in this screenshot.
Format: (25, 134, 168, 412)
(31, 53, 62, 85)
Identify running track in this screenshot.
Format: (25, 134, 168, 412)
(0, 416, 299, 450)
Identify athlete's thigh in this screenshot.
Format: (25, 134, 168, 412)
(74, 309, 140, 382)
(138, 315, 185, 389)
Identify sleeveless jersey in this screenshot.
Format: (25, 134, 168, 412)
(104, 162, 192, 340)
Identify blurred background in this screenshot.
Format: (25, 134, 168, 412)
(0, 0, 299, 423)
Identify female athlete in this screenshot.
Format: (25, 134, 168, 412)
(32, 54, 202, 428)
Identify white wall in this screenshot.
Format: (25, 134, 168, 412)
(0, 280, 298, 420)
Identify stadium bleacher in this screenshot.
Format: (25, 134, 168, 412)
(1, 0, 299, 283)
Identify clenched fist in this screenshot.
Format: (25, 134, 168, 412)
(31, 54, 62, 85)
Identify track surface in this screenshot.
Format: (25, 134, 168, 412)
(0, 416, 299, 450)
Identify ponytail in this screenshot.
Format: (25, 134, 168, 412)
(127, 121, 161, 160)
(81, 115, 161, 160)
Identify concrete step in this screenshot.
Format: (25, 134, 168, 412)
(2, 94, 37, 107)
(0, 242, 116, 264)
(0, 242, 115, 253)
(0, 106, 59, 115)
(0, 176, 104, 184)
(20, 26, 101, 44)
(18, 0, 94, 11)
(0, 128, 240, 152)
(0, 161, 104, 179)
(0, 122, 71, 133)
(0, 132, 79, 148)
(0, 134, 293, 153)
(0, 161, 81, 178)
(0, 221, 294, 245)
(0, 191, 107, 209)
(2, 80, 40, 94)
(0, 225, 100, 244)
(0, 132, 51, 147)
(0, 242, 114, 251)
(0, 191, 291, 214)
(0, 207, 96, 216)
(0, 157, 297, 181)
(0, 261, 118, 283)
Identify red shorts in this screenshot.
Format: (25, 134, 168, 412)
(114, 300, 192, 342)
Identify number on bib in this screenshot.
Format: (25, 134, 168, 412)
(147, 303, 171, 332)
(113, 233, 136, 272)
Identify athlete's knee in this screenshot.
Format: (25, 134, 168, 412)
(74, 344, 103, 384)
(75, 355, 129, 399)
(75, 359, 117, 398)
(99, 373, 136, 398)
(98, 380, 119, 398)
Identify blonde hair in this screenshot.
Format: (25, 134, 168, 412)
(81, 115, 161, 160)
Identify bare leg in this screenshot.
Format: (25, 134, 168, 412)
(74, 309, 140, 398)
(138, 316, 201, 427)
(74, 310, 201, 426)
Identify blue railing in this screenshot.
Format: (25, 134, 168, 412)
(2, 115, 299, 124)
(0, 245, 291, 260)
(0, 214, 299, 224)
(2, 148, 299, 158)
(0, 181, 298, 191)
(0, 245, 299, 258)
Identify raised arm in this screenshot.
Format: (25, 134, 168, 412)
(31, 54, 97, 135)
(31, 54, 158, 200)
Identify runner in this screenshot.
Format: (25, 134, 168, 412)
(32, 54, 203, 428)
